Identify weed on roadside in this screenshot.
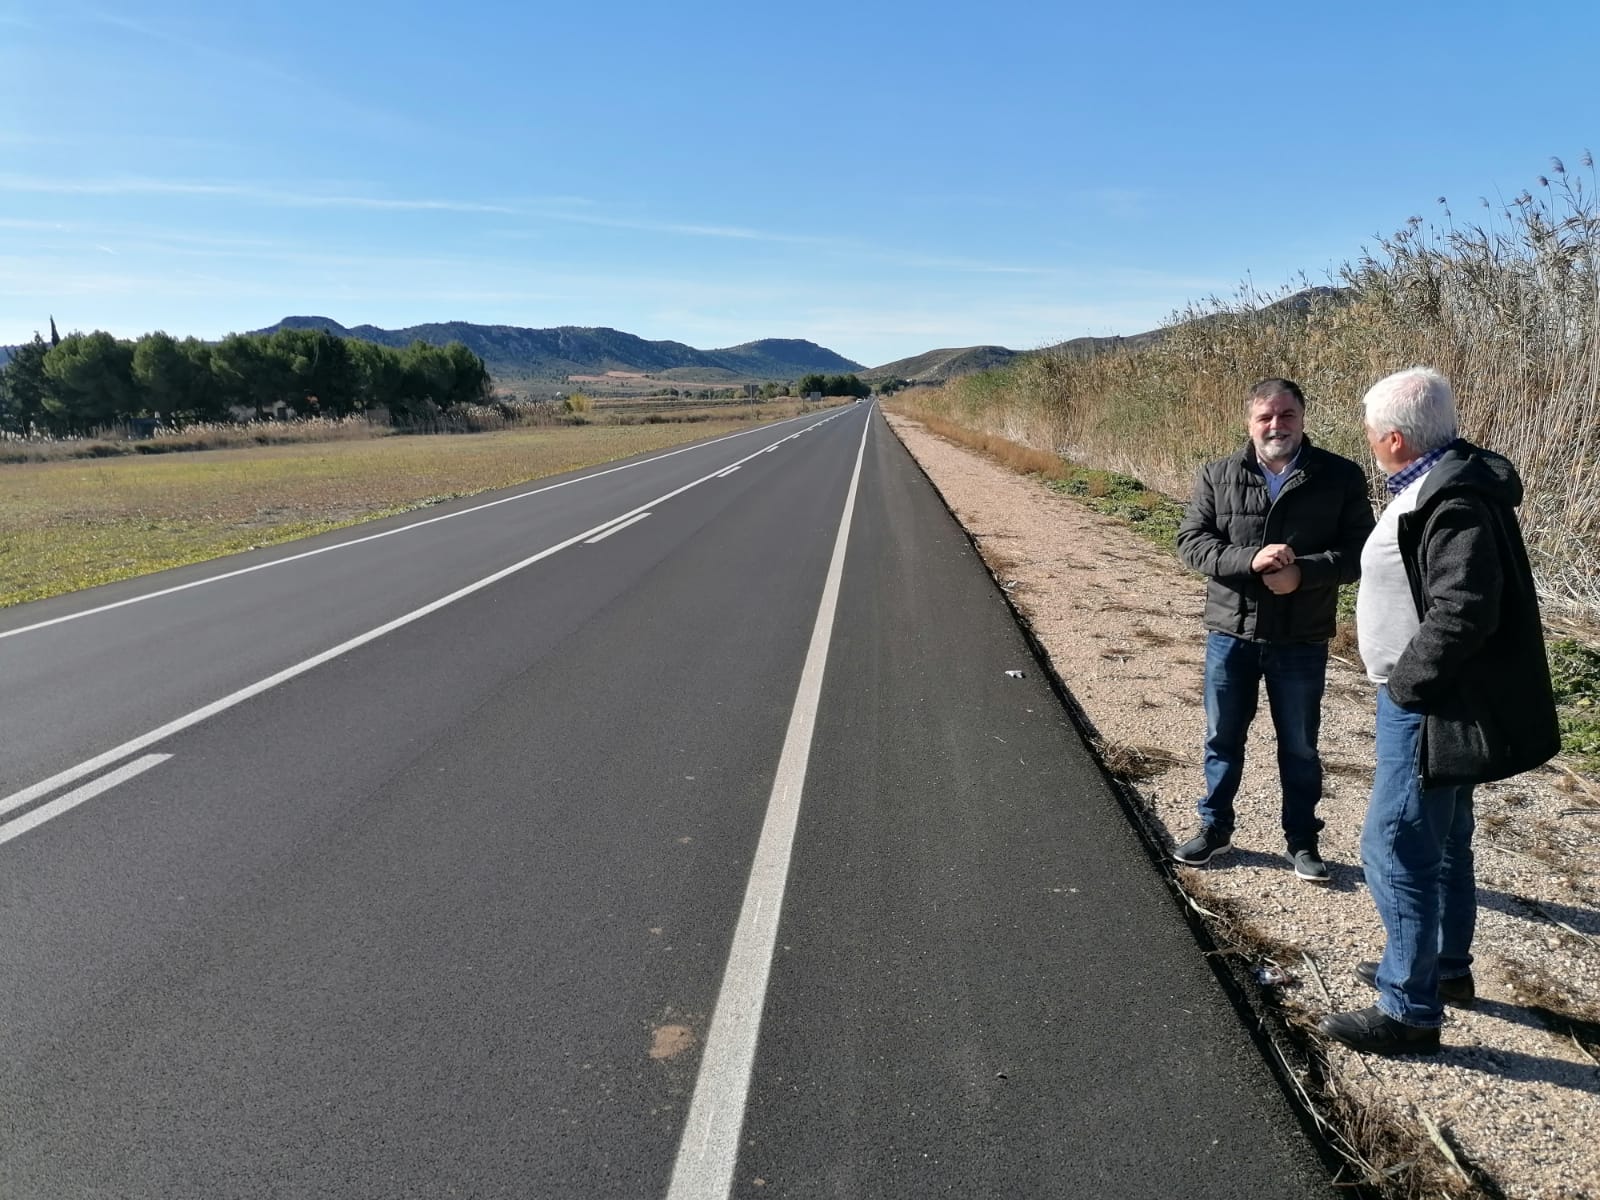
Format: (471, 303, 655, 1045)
(1048, 469, 1186, 549)
(1547, 639, 1600, 772)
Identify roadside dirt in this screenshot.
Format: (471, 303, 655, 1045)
(886, 412, 1600, 1200)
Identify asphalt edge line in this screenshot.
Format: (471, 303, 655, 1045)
(664, 403, 874, 1200)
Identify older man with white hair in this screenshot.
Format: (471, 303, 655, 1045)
(1317, 367, 1559, 1055)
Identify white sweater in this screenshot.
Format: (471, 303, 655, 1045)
(1356, 476, 1429, 683)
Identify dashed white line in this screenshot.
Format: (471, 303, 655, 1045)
(664, 402, 873, 1200)
(0, 755, 172, 847)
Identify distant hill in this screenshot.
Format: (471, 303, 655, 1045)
(864, 345, 1019, 384)
(867, 286, 1350, 384)
(253, 317, 863, 383)
(1046, 286, 1349, 359)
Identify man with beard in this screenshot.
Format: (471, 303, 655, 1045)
(1174, 378, 1375, 880)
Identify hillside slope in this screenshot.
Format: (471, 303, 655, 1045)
(257, 317, 862, 381)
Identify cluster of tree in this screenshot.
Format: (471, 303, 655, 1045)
(875, 377, 908, 395)
(796, 372, 870, 398)
(0, 327, 493, 435)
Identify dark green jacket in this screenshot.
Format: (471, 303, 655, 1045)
(1387, 440, 1560, 785)
(1176, 438, 1374, 643)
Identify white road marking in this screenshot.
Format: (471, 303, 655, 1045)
(0, 755, 171, 847)
(714, 465, 741, 478)
(0, 408, 868, 824)
(665, 402, 873, 1200)
(0, 409, 837, 643)
(583, 512, 651, 544)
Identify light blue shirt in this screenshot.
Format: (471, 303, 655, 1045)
(1262, 451, 1300, 503)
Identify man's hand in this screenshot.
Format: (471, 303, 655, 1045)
(1263, 563, 1303, 595)
(1251, 543, 1296, 574)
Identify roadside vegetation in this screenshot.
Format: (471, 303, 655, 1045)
(892, 154, 1600, 771)
(896, 154, 1600, 622)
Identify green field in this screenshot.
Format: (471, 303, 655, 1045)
(0, 421, 758, 608)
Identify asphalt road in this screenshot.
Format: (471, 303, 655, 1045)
(0, 404, 1335, 1198)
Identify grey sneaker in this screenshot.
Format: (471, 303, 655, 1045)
(1289, 847, 1329, 883)
(1173, 827, 1232, 865)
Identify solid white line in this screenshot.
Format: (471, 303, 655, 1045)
(583, 511, 651, 544)
(0, 409, 835, 643)
(664, 404, 873, 1200)
(0, 754, 171, 847)
(714, 465, 741, 478)
(0, 408, 865, 822)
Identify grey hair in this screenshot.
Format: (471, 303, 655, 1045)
(1362, 367, 1458, 454)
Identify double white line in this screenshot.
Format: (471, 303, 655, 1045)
(0, 754, 171, 847)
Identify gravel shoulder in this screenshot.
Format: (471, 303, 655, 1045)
(886, 412, 1600, 1200)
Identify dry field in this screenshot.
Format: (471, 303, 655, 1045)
(0, 420, 752, 608)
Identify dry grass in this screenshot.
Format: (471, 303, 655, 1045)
(1168, 870, 1492, 1199)
(1097, 739, 1191, 781)
(1128, 622, 1177, 647)
(896, 153, 1600, 625)
(1498, 959, 1600, 1056)
(0, 420, 754, 607)
(914, 413, 1071, 479)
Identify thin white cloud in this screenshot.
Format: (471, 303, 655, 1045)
(514, 207, 841, 247)
(0, 172, 1068, 276)
(0, 174, 518, 214)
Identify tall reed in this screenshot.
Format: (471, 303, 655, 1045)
(901, 155, 1600, 620)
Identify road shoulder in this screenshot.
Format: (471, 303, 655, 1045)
(886, 411, 1600, 1200)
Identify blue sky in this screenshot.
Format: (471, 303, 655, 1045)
(3, 1, 1597, 368)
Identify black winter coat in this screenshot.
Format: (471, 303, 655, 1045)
(1176, 438, 1375, 643)
(1385, 440, 1560, 786)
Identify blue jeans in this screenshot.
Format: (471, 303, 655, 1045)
(1199, 632, 1327, 849)
(1360, 686, 1476, 1028)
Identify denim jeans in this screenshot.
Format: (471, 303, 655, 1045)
(1360, 686, 1476, 1028)
(1199, 631, 1327, 848)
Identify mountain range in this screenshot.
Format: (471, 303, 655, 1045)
(252, 317, 863, 384)
(3, 288, 1346, 386)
